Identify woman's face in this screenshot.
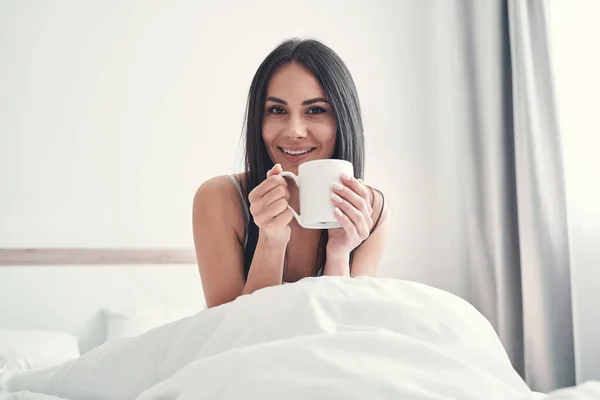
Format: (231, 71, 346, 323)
(262, 62, 337, 173)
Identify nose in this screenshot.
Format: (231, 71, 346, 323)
(283, 113, 307, 139)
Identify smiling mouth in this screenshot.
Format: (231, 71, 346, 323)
(278, 147, 316, 156)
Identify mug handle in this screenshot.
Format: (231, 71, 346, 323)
(279, 171, 303, 227)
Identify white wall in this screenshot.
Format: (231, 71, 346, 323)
(549, 0, 600, 384)
(0, 1, 469, 297)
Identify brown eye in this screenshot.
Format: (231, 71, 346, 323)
(267, 106, 286, 115)
(307, 106, 326, 115)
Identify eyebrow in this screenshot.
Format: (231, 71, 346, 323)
(266, 96, 329, 106)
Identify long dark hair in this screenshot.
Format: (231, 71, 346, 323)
(242, 38, 365, 279)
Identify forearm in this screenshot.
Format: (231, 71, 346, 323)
(242, 234, 287, 295)
(323, 250, 350, 277)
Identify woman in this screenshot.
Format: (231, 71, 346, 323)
(193, 38, 390, 308)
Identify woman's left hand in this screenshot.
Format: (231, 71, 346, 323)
(327, 174, 373, 256)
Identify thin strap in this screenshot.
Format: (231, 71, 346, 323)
(369, 187, 389, 233)
(227, 175, 250, 250)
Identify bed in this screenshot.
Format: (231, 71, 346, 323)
(0, 248, 598, 399)
(0, 248, 204, 361)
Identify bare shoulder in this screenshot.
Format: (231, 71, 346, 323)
(193, 174, 246, 243)
(194, 175, 236, 204)
(194, 172, 246, 198)
(192, 174, 248, 307)
(364, 184, 390, 222)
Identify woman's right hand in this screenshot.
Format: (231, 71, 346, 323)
(248, 164, 293, 245)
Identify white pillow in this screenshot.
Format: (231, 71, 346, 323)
(102, 305, 202, 341)
(0, 329, 80, 370)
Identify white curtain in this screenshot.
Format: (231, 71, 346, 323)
(455, 0, 575, 392)
(508, 0, 575, 391)
(549, 0, 600, 386)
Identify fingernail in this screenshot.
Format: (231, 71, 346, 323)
(341, 173, 352, 181)
(332, 182, 344, 190)
(331, 193, 343, 203)
(334, 207, 343, 216)
(358, 178, 364, 184)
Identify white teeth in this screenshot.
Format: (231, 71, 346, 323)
(282, 148, 312, 155)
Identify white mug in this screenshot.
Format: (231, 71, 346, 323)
(279, 159, 354, 229)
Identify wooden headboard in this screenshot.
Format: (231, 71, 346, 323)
(0, 248, 197, 266)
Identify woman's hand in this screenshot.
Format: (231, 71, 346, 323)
(248, 164, 293, 246)
(327, 174, 373, 258)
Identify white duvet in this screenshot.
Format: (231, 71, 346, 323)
(1, 276, 598, 400)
